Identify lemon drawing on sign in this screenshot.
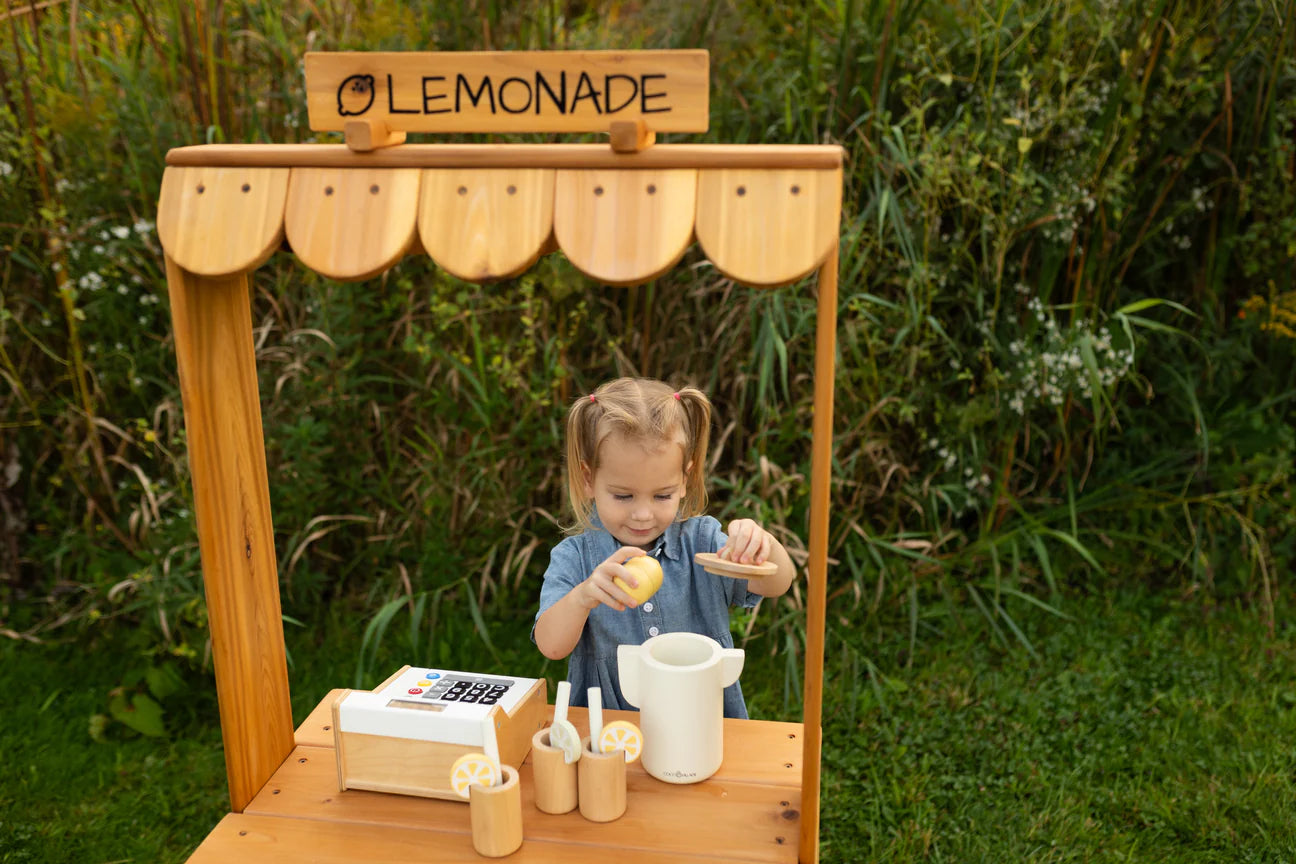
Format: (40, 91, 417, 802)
(597, 720, 643, 763)
(449, 752, 500, 798)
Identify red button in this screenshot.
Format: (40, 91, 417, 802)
(408, 687, 424, 694)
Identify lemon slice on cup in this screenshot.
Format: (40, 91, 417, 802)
(449, 752, 500, 798)
(548, 680, 582, 764)
(597, 720, 643, 763)
(548, 718, 583, 764)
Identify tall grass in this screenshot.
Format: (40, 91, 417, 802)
(1, 0, 1293, 725)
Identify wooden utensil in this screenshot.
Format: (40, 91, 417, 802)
(693, 551, 779, 579)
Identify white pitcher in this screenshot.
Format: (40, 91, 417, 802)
(617, 632, 745, 784)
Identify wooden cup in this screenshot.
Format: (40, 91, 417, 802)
(468, 764, 523, 858)
(530, 727, 579, 814)
(577, 736, 626, 823)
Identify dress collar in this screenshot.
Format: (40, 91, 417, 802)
(589, 509, 684, 562)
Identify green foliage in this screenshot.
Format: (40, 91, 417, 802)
(0, 0, 1292, 810)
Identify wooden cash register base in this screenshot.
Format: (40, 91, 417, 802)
(187, 692, 803, 863)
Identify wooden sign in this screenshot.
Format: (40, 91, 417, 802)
(304, 50, 709, 135)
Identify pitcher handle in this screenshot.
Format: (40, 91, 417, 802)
(720, 648, 745, 688)
(617, 643, 643, 707)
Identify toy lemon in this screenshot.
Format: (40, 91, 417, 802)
(449, 752, 500, 798)
(614, 554, 663, 605)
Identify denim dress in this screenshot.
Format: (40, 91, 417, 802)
(532, 513, 762, 719)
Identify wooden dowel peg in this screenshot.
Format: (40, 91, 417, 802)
(577, 736, 626, 823)
(530, 728, 578, 814)
(344, 118, 407, 152)
(468, 764, 523, 857)
(609, 119, 655, 153)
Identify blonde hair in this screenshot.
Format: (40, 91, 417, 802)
(565, 377, 712, 533)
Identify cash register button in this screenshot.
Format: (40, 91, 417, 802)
(425, 672, 441, 679)
(408, 687, 424, 695)
(417, 680, 432, 687)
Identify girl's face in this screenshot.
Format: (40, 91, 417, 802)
(584, 431, 687, 547)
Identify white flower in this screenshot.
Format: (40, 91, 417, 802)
(111, 226, 130, 240)
(92, 245, 105, 256)
(133, 219, 154, 235)
(138, 314, 149, 325)
(0, 161, 12, 177)
(117, 284, 129, 295)
(79, 272, 104, 291)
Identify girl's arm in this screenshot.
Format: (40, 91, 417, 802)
(719, 518, 797, 598)
(534, 545, 646, 660)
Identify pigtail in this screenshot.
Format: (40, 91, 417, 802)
(672, 386, 712, 518)
(564, 391, 602, 532)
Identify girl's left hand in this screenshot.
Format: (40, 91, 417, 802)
(719, 518, 772, 565)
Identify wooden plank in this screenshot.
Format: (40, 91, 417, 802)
(418, 168, 555, 281)
(295, 688, 344, 748)
(164, 257, 294, 811)
(554, 168, 696, 286)
(695, 168, 842, 287)
(166, 143, 845, 170)
(245, 746, 800, 864)
(292, 692, 804, 787)
(157, 166, 288, 277)
(188, 812, 776, 863)
(284, 167, 420, 281)
(799, 247, 839, 864)
(304, 50, 709, 134)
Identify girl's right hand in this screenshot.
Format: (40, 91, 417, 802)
(577, 547, 647, 611)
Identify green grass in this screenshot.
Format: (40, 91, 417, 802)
(822, 586, 1296, 861)
(5, 585, 1295, 862)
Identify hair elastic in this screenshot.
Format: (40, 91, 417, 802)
(589, 394, 596, 402)
(672, 392, 680, 400)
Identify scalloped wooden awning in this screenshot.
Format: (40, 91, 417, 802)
(158, 142, 843, 864)
(158, 144, 842, 286)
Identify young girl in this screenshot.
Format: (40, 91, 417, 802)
(532, 377, 796, 719)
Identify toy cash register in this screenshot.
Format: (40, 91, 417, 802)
(331, 664, 547, 801)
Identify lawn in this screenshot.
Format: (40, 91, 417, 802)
(4, 583, 1293, 863)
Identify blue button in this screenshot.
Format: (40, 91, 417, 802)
(425, 672, 441, 679)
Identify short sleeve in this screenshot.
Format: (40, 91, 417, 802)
(698, 517, 762, 610)
(531, 536, 588, 643)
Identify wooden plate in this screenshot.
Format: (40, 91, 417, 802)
(693, 552, 778, 579)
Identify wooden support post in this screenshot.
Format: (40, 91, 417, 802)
(799, 245, 837, 864)
(164, 256, 294, 812)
